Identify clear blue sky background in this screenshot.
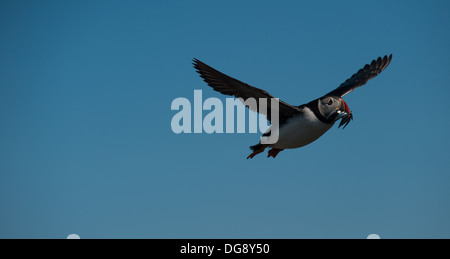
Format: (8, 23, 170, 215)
(1, 0, 449, 239)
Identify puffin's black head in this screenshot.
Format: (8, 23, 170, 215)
(318, 96, 353, 129)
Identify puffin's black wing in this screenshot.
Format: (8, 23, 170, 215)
(325, 54, 393, 98)
(193, 58, 302, 123)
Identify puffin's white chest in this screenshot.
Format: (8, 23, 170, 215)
(270, 108, 333, 149)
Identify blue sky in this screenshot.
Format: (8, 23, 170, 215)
(1, 0, 449, 238)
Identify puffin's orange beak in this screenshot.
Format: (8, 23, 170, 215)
(338, 99, 353, 129)
(341, 100, 350, 114)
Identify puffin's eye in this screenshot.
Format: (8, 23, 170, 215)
(328, 99, 333, 105)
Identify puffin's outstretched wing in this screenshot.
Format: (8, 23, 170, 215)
(325, 54, 393, 98)
(193, 58, 302, 123)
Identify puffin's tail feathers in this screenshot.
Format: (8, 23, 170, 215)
(250, 143, 263, 151)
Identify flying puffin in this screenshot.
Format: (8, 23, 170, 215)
(193, 55, 393, 159)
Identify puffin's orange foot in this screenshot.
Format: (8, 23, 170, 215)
(247, 152, 258, 159)
(247, 147, 267, 159)
(268, 148, 284, 158)
(247, 150, 263, 159)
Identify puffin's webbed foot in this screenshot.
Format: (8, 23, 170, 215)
(268, 148, 284, 158)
